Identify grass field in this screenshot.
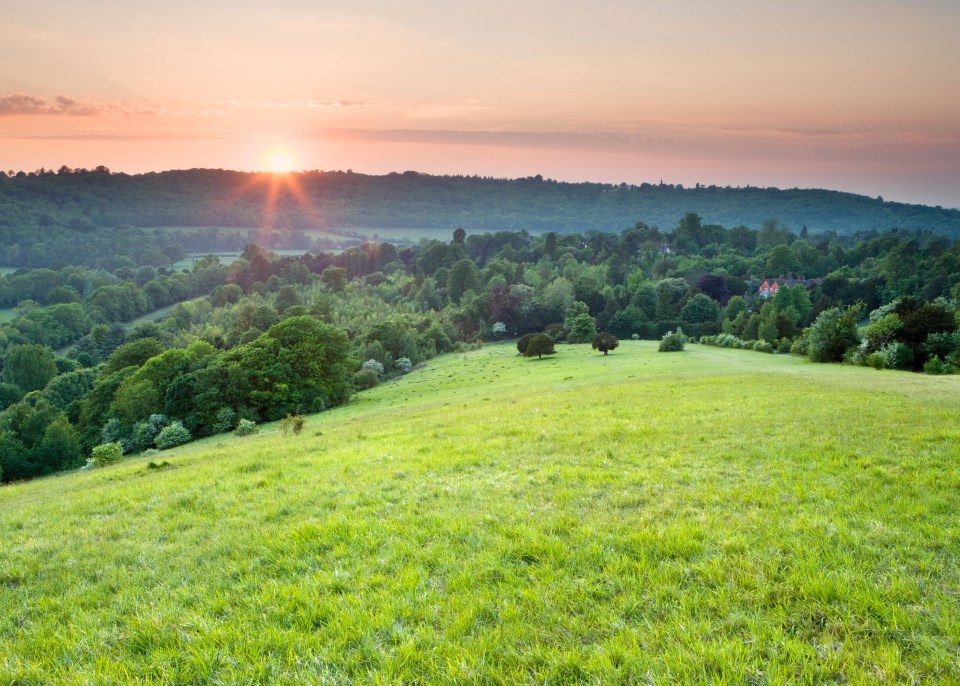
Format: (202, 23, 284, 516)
(171, 250, 312, 272)
(2, 343, 959, 684)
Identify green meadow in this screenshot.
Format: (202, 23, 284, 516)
(2, 342, 959, 684)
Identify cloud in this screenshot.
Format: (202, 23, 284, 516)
(0, 93, 165, 117)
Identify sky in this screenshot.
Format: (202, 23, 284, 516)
(2, 0, 959, 208)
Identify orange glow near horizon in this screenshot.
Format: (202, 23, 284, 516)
(267, 150, 296, 174)
(1, 1, 958, 207)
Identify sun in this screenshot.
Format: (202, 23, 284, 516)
(267, 150, 295, 174)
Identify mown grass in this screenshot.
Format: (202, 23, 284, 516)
(2, 342, 959, 684)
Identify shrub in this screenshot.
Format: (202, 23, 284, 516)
(752, 340, 774, 353)
(923, 355, 955, 375)
(790, 337, 810, 356)
(281, 413, 305, 436)
(395, 357, 412, 373)
(212, 407, 237, 434)
(865, 352, 888, 370)
(234, 419, 258, 437)
(631, 333, 639, 340)
(360, 359, 385, 377)
(881, 342, 914, 370)
(544, 323, 568, 342)
(776, 338, 793, 354)
(566, 314, 597, 344)
(658, 328, 688, 352)
(89, 442, 123, 468)
(491, 321, 507, 338)
(131, 414, 169, 452)
(517, 333, 536, 355)
(354, 368, 380, 390)
(155, 421, 191, 450)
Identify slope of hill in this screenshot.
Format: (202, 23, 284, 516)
(2, 342, 959, 683)
(2, 168, 959, 239)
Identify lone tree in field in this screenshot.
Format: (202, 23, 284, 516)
(524, 333, 556, 360)
(592, 332, 619, 355)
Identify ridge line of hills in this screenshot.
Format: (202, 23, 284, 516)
(2, 167, 959, 238)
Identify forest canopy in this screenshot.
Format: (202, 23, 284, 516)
(2, 168, 960, 268)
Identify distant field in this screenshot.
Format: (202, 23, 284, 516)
(0, 267, 19, 276)
(0, 307, 16, 322)
(171, 250, 313, 271)
(2, 343, 959, 684)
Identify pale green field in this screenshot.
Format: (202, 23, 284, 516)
(171, 250, 313, 272)
(0, 307, 16, 323)
(2, 343, 959, 684)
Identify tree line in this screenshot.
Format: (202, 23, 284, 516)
(2, 167, 960, 270)
(0, 213, 957, 483)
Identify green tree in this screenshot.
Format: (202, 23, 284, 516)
(517, 333, 536, 355)
(38, 416, 82, 473)
(3, 344, 58, 392)
(320, 266, 348, 292)
(765, 245, 800, 276)
(524, 333, 556, 359)
(446, 259, 481, 303)
(592, 332, 619, 355)
(273, 285, 302, 315)
(103, 338, 165, 375)
(808, 306, 861, 363)
(655, 278, 690, 320)
(680, 293, 722, 337)
(0, 431, 30, 482)
(566, 313, 597, 344)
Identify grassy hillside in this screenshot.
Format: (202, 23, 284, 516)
(2, 343, 959, 684)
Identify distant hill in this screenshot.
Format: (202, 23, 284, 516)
(2, 168, 959, 239)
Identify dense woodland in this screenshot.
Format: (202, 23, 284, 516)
(2, 167, 960, 267)
(0, 210, 958, 483)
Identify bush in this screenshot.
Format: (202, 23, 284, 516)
(154, 421, 191, 450)
(360, 359, 385, 377)
(881, 341, 914, 370)
(395, 357, 412, 373)
(566, 314, 597, 344)
(212, 407, 237, 434)
(281, 413, 305, 436)
(131, 414, 169, 452)
(658, 328, 688, 352)
(808, 306, 860, 363)
(923, 355, 955, 375)
(752, 340, 774, 353)
(865, 351, 888, 370)
(354, 368, 380, 390)
(89, 442, 124, 468)
(776, 338, 793, 354)
(790, 337, 810, 356)
(517, 333, 536, 355)
(631, 333, 639, 340)
(234, 419, 258, 436)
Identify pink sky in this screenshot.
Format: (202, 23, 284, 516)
(2, 1, 959, 208)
